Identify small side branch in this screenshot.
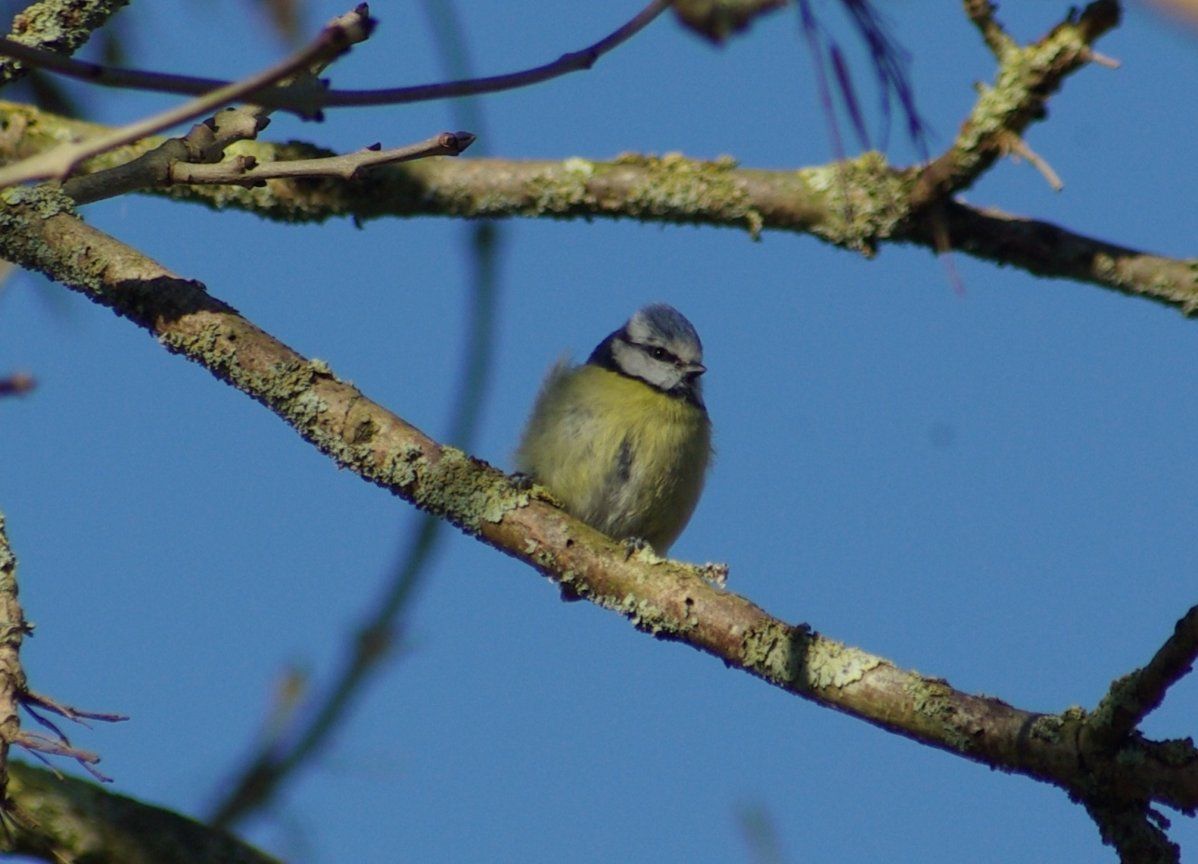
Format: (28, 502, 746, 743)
(168, 132, 475, 187)
(962, 0, 1017, 58)
(0, 0, 669, 114)
(1088, 605, 1198, 749)
(0, 5, 375, 186)
(0, 511, 126, 796)
(911, 0, 1119, 207)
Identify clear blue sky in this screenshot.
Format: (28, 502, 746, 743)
(2, 2, 1196, 861)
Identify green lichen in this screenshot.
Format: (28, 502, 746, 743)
(804, 637, 883, 689)
(606, 592, 695, 638)
(404, 447, 529, 532)
(797, 151, 910, 253)
(609, 152, 764, 238)
(741, 620, 809, 686)
(905, 679, 972, 751)
(1030, 706, 1085, 744)
(0, 184, 76, 218)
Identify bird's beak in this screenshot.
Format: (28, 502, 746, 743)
(684, 362, 706, 377)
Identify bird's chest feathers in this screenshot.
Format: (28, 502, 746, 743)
(577, 370, 706, 466)
(564, 369, 710, 520)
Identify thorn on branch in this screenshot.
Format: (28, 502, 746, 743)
(997, 130, 1063, 191)
(1083, 48, 1121, 68)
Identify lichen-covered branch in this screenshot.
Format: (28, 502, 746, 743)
(1, 100, 1193, 313)
(1, 190, 1195, 832)
(910, 0, 1119, 207)
(911, 200, 1198, 313)
(0, 512, 26, 803)
(0, 0, 670, 113)
(1088, 606, 1198, 750)
(0, 5, 375, 186)
(0, 0, 129, 84)
(3, 761, 280, 864)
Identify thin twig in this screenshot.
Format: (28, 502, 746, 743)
(998, 129, 1064, 190)
(13, 731, 111, 782)
(963, 0, 1017, 58)
(0, 5, 374, 187)
(61, 7, 374, 205)
(168, 132, 475, 186)
(21, 689, 128, 725)
(0, 0, 669, 114)
(910, 0, 1119, 209)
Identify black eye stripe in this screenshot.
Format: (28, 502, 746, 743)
(637, 343, 676, 363)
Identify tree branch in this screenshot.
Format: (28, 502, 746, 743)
(910, 0, 1120, 207)
(1087, 606, 1198, 750)
(1, 191, 1195, 831)
(167, 132, 475, 186)
(0, 0, 669, 114)
(0, 511, 26, 803)
(3, 101, 1192, 313)
(0, 0, 129, 85)
(3, 761, 280, 864)
(0, 5, 374, 186)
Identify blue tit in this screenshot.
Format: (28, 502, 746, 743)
(516, 303, 712, 554)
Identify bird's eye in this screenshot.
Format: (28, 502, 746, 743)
(650, 347, 670, 361)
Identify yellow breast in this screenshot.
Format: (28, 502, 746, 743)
(516, 363, 711, 552)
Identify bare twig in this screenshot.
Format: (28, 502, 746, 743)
(0, 511, 126, 795)
(60, 7, 374, 206)
(168, 132, 475, 186)
(21, 689, 128, 726)
(0, 4, 374, 187)
(14, 731, 110, 782)
(998, 129, 1064, 190)
(0, 0, 669, 114)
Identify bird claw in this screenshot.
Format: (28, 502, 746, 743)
(698, 561, 729, 588)
(622, 536, 651, 560)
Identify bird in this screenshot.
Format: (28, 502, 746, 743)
(516, 303, 712, 555)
